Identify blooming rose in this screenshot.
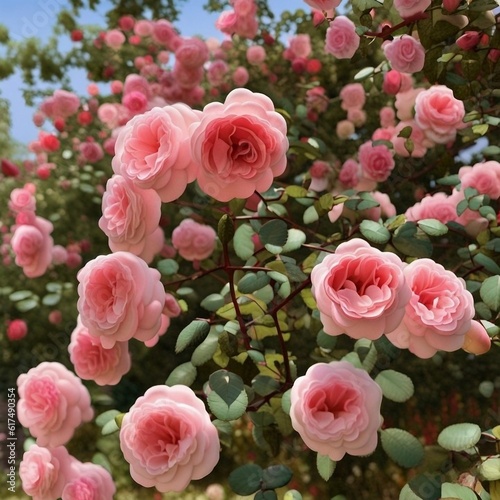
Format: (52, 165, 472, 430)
(9, 187, 36, 214)
(358, 141, 395, 182)
(11, 216, 54, 278)
(458, 161, 500, 199)
(340, 83, 365, 110)
(17, 362, 93, 447)
(62, 461, 115, 500)
(175, 37, 209, 68)
(414, 85, 466, 144)
(386, 259, 475, 358)
(172, 218, 217, 261)
(112, 104, 202, 202)
(104, 29, 126, 50)
(120, 385, 220, 492)
(122, 90, 148, 115)
(20, 445, 74, 500)
(246, 45, 266, 65)
(338, 159, 361, 188)
(336, 119, 355, 139)
(7, 319, 28, 340)
(123, 74, 151, 99)
(383, 36, 425, 74)
(69, 316, 131, 385)
(79, 141, 104, 163)
(99, 174, 163, 263)
(325, 16, 360, 59)
(77, 251, 166, 348)
(232, 66, 250, 86)
(393, 0, 431, 18)
(311, 239, 411, 339)
(304, 0, 341, 15)
(290, 361, 383, 460)
(289, 34, 312, 59)
(190, 88, 288, 202)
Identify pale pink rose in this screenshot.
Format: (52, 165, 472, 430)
(69, 316, 131, 385)
(383, 36, 425, 74)
(104, 29, 126, 50)
(290, 361, 382, 460)
(215, 10, 238, 35)
(340, 83, 365, 110)
(304, 0, 341, 15)
(234, 13, 258, 39)
(325, 16, 360, 59)
(458, 161, 500, 199)
(79, 141, 104, 163)
(17, 362, 93, 447)
(311, 239, 411, 339)
(122, 90, 148, 114)
(365, 191, 397, 220)
(336, 119, 355, 139)
(233, 0, 257, 16)
(172, 218, 217, 261)
(392, 120, 428, 157)
(99, 174, 163, 263)
(152, 19, 178, 49)
(347, 108, 367, 127)
(289, 34, 312, 59)
(414, 85, 466, 144)
(123, 74, 151, 99)
(120, 385, 220, 492)
(462, 320, 491, 355)
(393, 0, 431, 18)
(50, 90, 80, 119)
(386, 259, 475, 358)
(97, 103, 121, 128)
(246, 45, 266, 65)
(11, 216, 54, 278)
(134, 19, 153, 37)
(405, 192, 457, 223)
(175, 37, 209, 68)
(232, 66, 250, 86)
(191, 88, 288, 202)
(306, 86, 329, 113)
(372, 127, 395, 142)
(143, 312, 171, 348)
(395, 87, 423, 121)
(77, 252, 166, 348)
(380, 106, 396, 128)
(62, 461, 115, 500)
(338, 159, 361, 188)
(112, 104, 202, 202)
(358, 141, 395, 182)
(9, 188, 36, 214)
(20, 445, 73, 500)
(207, 59, 229, 86)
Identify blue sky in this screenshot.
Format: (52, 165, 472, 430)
(1, 0, 306, 146)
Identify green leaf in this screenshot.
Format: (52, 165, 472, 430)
(303, 205, 319, 224)
(281, 229, 306, 253)
(42, 293, 61, 306)
(238, 271, 271, 294)
(473, 252, 500, 274)
(317, 329, 338, 350)
(417, 219, 448, 237)
(393, 222, 433, 258)
(234, 224, 255, 260)
(399, 483, 424, 500)
(191, 329, 220, 367)
(208, 370, 248, 421)
(157, 259, 179, 276)
(441, 483, 478, 500)
(375, 370, 414, 403)
(437, 423, 481, 451)
(262, 464, 293, 490)
(380, 428, 425, 468)
(480, 276, 500, 311)
(175, 320, 210, 354)
(165, 362, 197, 387)
(9, 290, 33, 301)
(354, 66, 374, 80)
(95, 409, 120, 427)
(228, 464, 263, 496)
(284, 490, 303, 500)
(259, 219, 288, 247)
(15, 299, 39, 312)
(317, 454, 336, 481)
(252, 374, 280, 397)
(436, 174, 460, 186)
(407, 475, 442, 499)
(281, 389, 292, 415)
(255, 491, 278, 500)
(200, 293, 225, 312)
(101, 418, 120, 436)
(46, 282, 62, 293)
(285, 185, 309, 198)
(218, 214, 235, 244)
(359, 220, 391, 244)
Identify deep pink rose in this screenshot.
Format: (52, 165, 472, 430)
(120, 385, 220, 492)
(340, 83, 365, 110)
(11, 216, 54, 278)
(386, 259, 475, 358)
(290, 361, 383, 460)
(172, 218, 217, 261)
(99, 174, 163, 263)
(20, 445, 74, 500)
(112, 104, 202, 202)
(358, 141, 395, 182)
(17, 362, 93, 447)
(311, 239, 411, 339)
(62, 461, 115, 500)
(122, 90, 148, 115)
(123, 74, 151, 99)
(77, 251, 166, 348)
(393, 0, 431, 18)
(456, 31, 482, 51)
(151, 19, 178, 49)
(69, 316, 131, 385)
(458, 161, 500, 199)
(191, 88, 288, 201)
(414, 85, 466, 144)
(383, 36, 425, 74)
(325, 16, 360, 59)
(9, 188, 36, 214)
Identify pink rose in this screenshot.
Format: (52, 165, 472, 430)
(112, 104, 202, 202)
(17, 362, 93, 447)
(325, 16, 360, 60)
(122, 90, 148, 115)
(386, 259, 475, 358)
(77, 251, 166, 348)
(9, 188, 36, 214)
(289, 34, 312, 59)
(458, 161, 500, 199)
(311, 239, 411, 339)
(392, 120, 428, 158)
(69, 316, 131, 385)
(414, 85, 466, 144)
(134, 19, 153, 37)
(11, 216, 54, 278)
(123, 74, 151, 99)
(20, 445, 74, 500)
(395, 87, 423, 121)
(358, 141, 395, 182)
(104, 29, 126, 50)
(152, 19, 178, 49)
(304, 0, 341, 15)
(456, 31, 482, 51)
(290, 361, 383, 460)
(383, 36, 425, 74)
(7, 319, 28, 341)
(191, 88, 288, 202)
(120, 385, 220, 492)
(393, 0, 431, 18)
(347, 108, 367, 127)
(340, 83, 365, 110)
(338, 159, 361, 188)
(51, 90, 81, 119)
(336, 119, 355, 139)
(62, 461, 115, 500)
(79, 141, 104, 163)
(97, 103, 121, 128)
(99, 174, 163, 263)
(215, 10, 238, 35)
(246, 45, 266, 65)
(172, 218, 217, 261)
(175, 37, 209, 68)
(232, 66, 250, 86)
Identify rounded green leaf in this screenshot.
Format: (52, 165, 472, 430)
(200, 293, 225, 312)
(255, 491, 278, 500)
(238, 271, 270, 294)
(16, 298, 39, 312)
(303, 205, 319, 224)
(95, 409, 120, 427)
(208, 370, 248, 421)
(165, 362, 197, 387)
(284, 490, 303, 500)
(262, 464, 293, 490)
(259, 219, 288, 247)
(191, 330, 220, 367)
(157, 259, 179, 276)
(441, 483, 477, 500)
(359, 220, 391, 244)
(399, 483, 423, 500)
(316, 453, 336, 481)
(437, 423, 481, 451)
(234, 223, 255, 260)
(252, 374, 280, 397)
(42, 293, 61, 306)
(380, 428, 424, 468)
(281, 389, 292, 415)
(175, 320, 210, 354)
(375, 370, 414, 403)
(417, 219, 449, 237)
(281, 229, 306, 253)
(228, 464, 263, 496)
(9, 290, 33, 301)
(354, 66, 374, 80)
(101, 418, 120, 436)
(480, 276, 500, 311)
